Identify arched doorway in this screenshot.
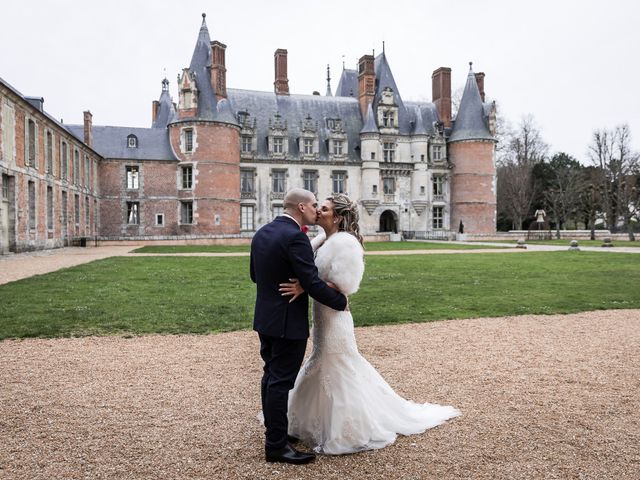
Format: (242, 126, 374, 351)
(379, 210, 398, 233)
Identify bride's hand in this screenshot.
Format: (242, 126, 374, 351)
(279, 278, 304, 303)
(326, 281, 342, 293)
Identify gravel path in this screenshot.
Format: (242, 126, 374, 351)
(1, 310, 639, 479)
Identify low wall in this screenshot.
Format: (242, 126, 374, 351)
(461, 230, 636, 241)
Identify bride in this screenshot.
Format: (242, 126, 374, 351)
(279, 194, 460, 455)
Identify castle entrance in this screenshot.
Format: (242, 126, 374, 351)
(379, 210, 398, 233)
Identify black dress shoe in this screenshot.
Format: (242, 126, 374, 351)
(265, 444, 316, 464)
(287, 434, 301, 444)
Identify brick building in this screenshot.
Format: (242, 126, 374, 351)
(0, 13, 496, 253)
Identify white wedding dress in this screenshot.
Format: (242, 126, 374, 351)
(287, 231, 461, 455)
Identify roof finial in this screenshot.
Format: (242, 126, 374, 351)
(469, 61, 473, 71)
(326, 64, 332, 97)
(202, 12, 206, 19)
(383, 41, 385, 54)
(342, 55, 345, 70)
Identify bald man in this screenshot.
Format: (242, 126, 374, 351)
(250, 188, 347, 464)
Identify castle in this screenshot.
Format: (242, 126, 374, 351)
(0, 14, 496, 254)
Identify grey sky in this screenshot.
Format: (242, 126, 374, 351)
(2, 0, 638, 163)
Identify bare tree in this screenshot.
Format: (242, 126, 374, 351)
(588, 124, 640, 240)
(543, 155, 585, 238)
(496, 115, 549, 229)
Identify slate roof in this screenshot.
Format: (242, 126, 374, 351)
(66, 125, 177, 160)
(373, 53, 412, 134)
(226, 88, 363, 160)
(152, 78, 176, 128)
(360, 102, 378, 134)
(335, 69, 357, 97)
(449, 66, 494, 142)
(188, 14, 217, 121)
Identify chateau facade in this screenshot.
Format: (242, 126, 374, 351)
(0, 14, 496, 254)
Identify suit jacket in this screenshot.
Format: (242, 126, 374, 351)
(250, 216, 348, 339)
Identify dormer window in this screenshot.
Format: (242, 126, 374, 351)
(272, 137, 284, 154)
(382, 110, 395, 127)
(127, 134, 138, 148)
(333, 140, 344, 155)
(303, 138, 314, 155)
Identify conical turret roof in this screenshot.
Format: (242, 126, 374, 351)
(449, 63, 494, 142)
(360, 102, 378, 134)
(152, 78, 176, 128)
(188, 13, 217, 120)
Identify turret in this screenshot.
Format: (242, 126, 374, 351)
(448, 63, 497, 234)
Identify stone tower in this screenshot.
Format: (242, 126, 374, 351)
(448, 64, 497, 234)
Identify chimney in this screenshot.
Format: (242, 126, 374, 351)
(210, 40, 227, 100)
(152, 100, 160, 123)
(475, 72, 485, 102)
(357, 54, 375, 119)
(274, 49, 289, 95)
(83, 110, 93, 147)
(432, 67, 451, 128)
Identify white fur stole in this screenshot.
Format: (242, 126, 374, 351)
(313, 231, 364, 295)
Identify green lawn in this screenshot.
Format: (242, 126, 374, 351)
(484, 239, 640, 247)
(1, 251, 639, 340)
(132, 241, 498, 254)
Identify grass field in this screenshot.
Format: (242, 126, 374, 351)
(1, 251, 639, 340)
(132, 241, 500, 254)
(482, 239, 640, 247)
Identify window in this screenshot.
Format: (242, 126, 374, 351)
(303, 170, 317, 193)
(383, 142, 395, 162)
(420, 154, 425, 162)
(333, 140, 344, 155)
(383, 177, 395, 194)
(332, 171, 346, 194)
(61, 191, 68, 227)
(127, 134, 138, 148)
(382, 110, 395, 127)
(303, 138, 314, 155)
(241, 136, 252, 153)
(241, 170, 254, 194)
(433, 145, 442, 160)
(241, 205, 255, 230)
(28, 181, 36, 229)
(433, 176, 444, 197)
(184, 129, 194, 152)
(371, 152, 376, 160)
(432, 206, 443, 229)
(181, 201, 193, 224)
(47, 186, 53, 230)
(127, 201, 139, 225)
(27, 119, 36, 167)
(46, 131, 53, 174)
(2, 174, 9, 200)
(61, 142, 68, 180)
(420, 185, 426, 195)
(273, 137, 284, 154)
(74, 194, 80, 225)
(272, 170, 285, 193)
(272, 205, 284, 219)
(85, 196, 90, 229)
(372, 185, 378, 195)
(85, 156, 90, 186)
(181, 166, 193, 189)
(74, 150, 80, 185)
(156, 213, 164, 226)
(126, 166, 139, 189)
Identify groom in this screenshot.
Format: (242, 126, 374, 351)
(250, 188, 348, 464)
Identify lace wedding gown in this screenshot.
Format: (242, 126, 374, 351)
(287, 232, 460, 455)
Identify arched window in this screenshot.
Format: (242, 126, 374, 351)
(127, 134, 138, 148)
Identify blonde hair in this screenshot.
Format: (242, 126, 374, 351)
(327, 194, 363, 246)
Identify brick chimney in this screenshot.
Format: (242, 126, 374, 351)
(432, 67, 452, 128)
(475, 72, 485, 102)
(83, 110, 93, 147)
(358, 54, 375, 119)
(274, 49, 289, 95)
(152, 100, 160, 123)
(211, 40, 227, 100)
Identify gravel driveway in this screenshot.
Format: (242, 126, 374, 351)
(1, 309, 638, 479)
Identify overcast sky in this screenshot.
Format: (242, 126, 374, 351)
(2, 0, 638, 163)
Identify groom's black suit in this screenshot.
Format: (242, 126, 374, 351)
(251, 216, 347, 450)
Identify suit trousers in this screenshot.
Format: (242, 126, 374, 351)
(258, 333, 307, 450)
